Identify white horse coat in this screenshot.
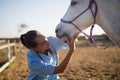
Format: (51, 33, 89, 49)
(55, 0, 120, 47)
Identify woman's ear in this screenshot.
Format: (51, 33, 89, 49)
(31, 47, 37, 52)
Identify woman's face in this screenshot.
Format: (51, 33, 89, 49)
(34, 32, 50, 53)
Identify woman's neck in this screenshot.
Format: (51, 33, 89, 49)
(36, 49, 53, 56)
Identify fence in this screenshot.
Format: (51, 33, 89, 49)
(0, 40, 16, 73)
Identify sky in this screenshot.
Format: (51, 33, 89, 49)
(0, 0, 105, 38)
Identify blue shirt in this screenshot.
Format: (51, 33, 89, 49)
(27, 36, 68, 80)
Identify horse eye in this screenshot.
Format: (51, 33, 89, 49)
(71, 1, 77, 6)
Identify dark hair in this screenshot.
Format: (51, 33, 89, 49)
(20, 30, 37, 49)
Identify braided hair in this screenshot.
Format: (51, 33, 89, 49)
(20, 30, 37, 49)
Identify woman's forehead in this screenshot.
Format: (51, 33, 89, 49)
(36, 32, 45, 37)
(35, 32, 46, 42)
(36, 35, 45, 39)
(37, 31, 41, 35)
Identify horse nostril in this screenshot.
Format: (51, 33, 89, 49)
(55, 29, 58, 33)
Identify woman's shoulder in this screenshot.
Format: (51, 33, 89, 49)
(27, 50, 37, 58)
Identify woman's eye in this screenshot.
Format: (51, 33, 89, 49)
(71, 1, 77, 6)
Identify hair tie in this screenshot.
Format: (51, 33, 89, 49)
(23, 36, 25, 39)
(22, 34, 26, 40)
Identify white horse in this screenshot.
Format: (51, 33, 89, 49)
(55, 0, 120, 47)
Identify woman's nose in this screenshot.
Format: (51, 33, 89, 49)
(45, 38, 48, 41)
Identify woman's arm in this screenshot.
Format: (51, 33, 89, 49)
(53, 49, 74, 74)
(53, 33, 79, 74)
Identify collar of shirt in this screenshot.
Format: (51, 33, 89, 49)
(38, 53, 50, 63)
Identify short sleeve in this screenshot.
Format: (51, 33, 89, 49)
(47, 36, 69, 51)
(27, 54, 55, 75)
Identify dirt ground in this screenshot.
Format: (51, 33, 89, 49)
(0, 40, 120, 80)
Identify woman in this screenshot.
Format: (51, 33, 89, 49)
(20, 30, 78, 80)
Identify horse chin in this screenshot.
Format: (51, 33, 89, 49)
(56, 32, 72, 43)
(61, 32, 80, 43)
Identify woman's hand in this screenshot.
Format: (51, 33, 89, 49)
(67, 33, 79, 52)
(53, 32, 79, 74)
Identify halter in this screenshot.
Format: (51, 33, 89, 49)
(61, 0, 108, 49)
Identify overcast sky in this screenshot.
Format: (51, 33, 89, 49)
(0, 0, 105, 38)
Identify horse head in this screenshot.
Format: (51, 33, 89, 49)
(55, 0, 120, 47)
(55, 0, 96, 42)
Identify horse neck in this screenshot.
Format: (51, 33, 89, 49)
(96, 0, 120, 47)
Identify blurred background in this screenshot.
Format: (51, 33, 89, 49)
(0, 0, 120, 80)
(0, 0, 105, 38)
